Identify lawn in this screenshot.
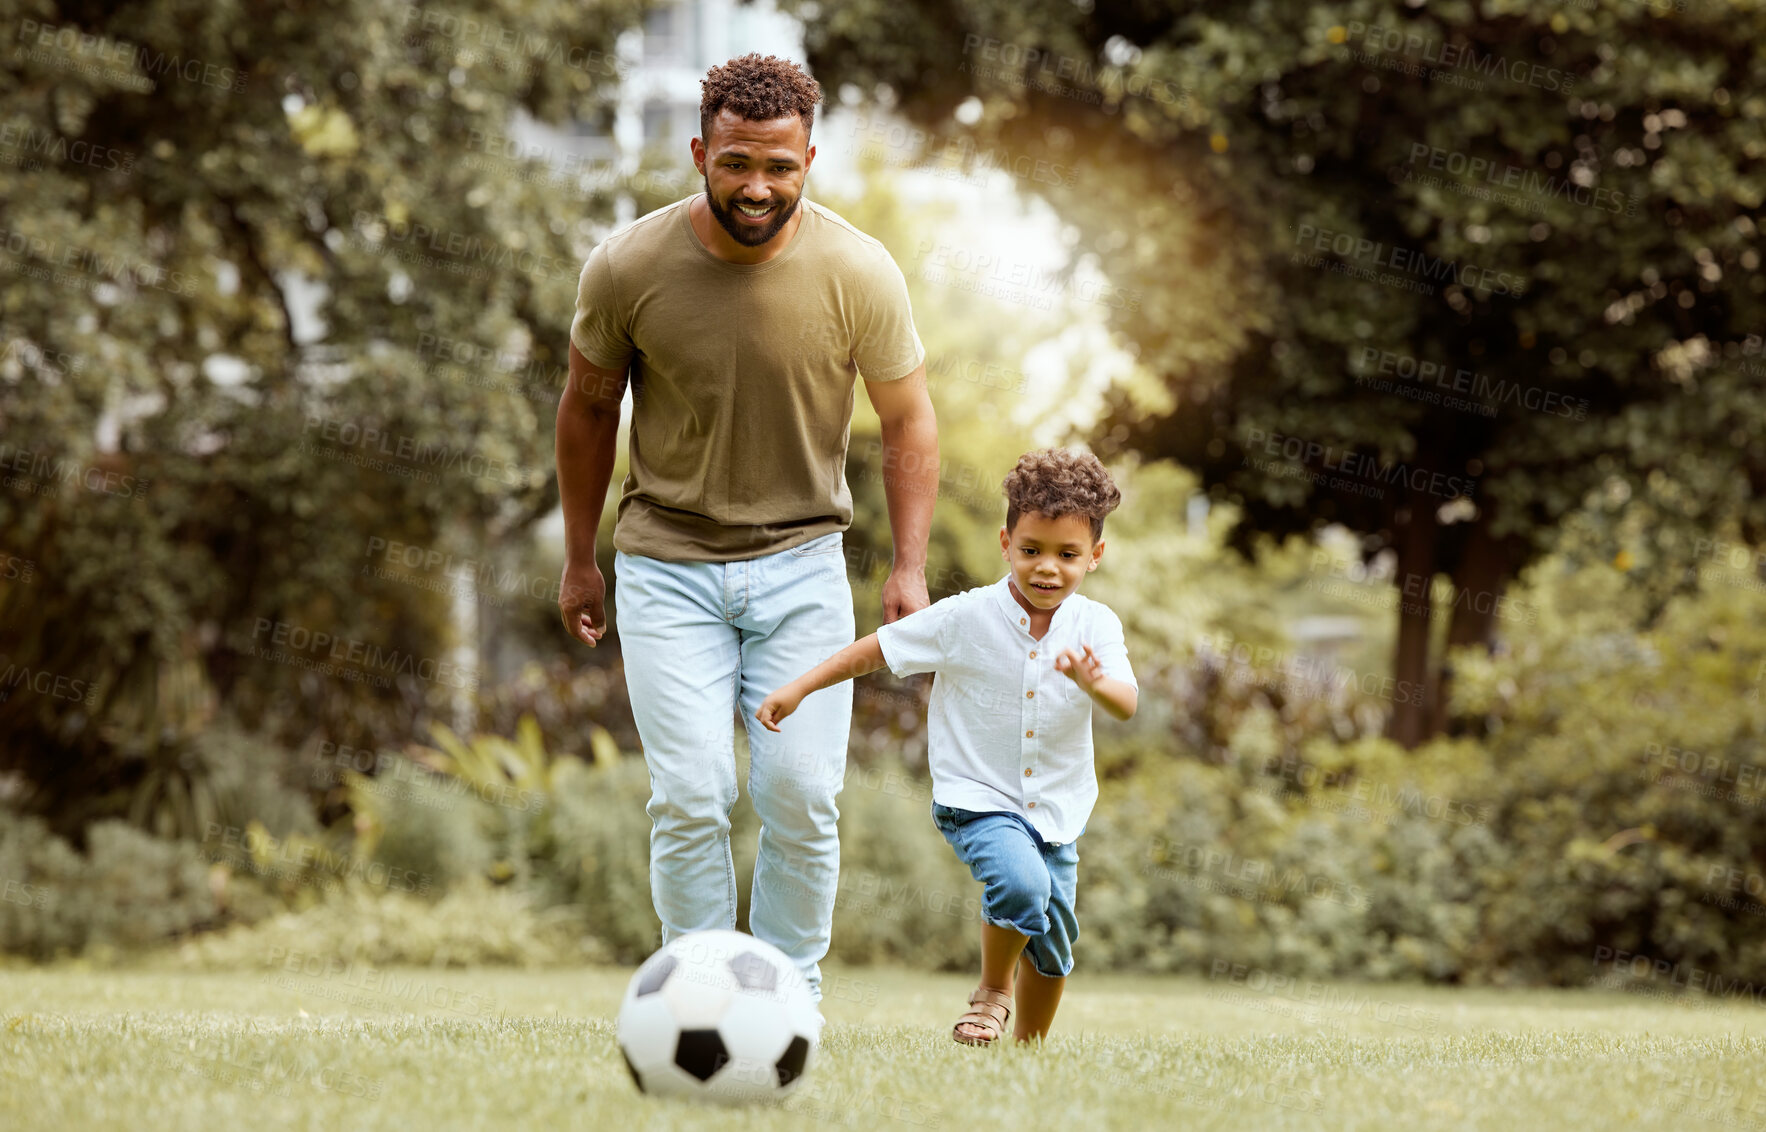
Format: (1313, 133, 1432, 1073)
(3, 964, 1764, 1131)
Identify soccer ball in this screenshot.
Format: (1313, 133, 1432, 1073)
(616, 929, 820, 1103)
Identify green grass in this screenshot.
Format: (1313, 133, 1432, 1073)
(3, 964, 1764, 1131)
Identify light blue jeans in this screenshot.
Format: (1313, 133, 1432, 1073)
(613, 530, 855, 1000)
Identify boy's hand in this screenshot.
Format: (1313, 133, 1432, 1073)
(1055, 644, 1104, 692)
(756, 686, 804, 733)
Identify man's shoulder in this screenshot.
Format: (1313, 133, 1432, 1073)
(802, 199, 901, 272)
(594, 197, 692, 264)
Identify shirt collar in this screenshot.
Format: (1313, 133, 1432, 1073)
(992, 574, 1073, 635)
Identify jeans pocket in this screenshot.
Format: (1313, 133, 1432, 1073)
(788, 531, 843, 557)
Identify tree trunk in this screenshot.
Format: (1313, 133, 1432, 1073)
(1429, 510, 1511, 735)
(1385, 487, 1438, 749)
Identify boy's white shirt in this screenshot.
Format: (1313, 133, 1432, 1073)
(875, 574, 1136, 845)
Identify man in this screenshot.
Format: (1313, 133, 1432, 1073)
(555, 53, 939, 1003)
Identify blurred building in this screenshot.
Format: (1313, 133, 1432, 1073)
(511, 0, 808, 222)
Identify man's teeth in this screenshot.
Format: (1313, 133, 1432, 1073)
(736, 203, 772, 216)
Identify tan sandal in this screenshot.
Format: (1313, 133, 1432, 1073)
(952, 986, 1012, 1046)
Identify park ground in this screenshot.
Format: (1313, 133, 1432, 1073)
(3, 965, 1765, 1131)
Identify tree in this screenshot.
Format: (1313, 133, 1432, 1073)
(0, 0, 642, 835)
(784, 0, 1766, 744)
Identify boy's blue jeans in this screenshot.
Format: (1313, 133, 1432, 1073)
(613, 530, 854, 1001)
(932, 801, 1081, 978)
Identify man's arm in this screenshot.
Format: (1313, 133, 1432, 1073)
(555, 341, 629, 647)
(863, 363, 938, 624)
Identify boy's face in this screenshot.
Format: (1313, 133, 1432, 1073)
(999, 511, 1104, 610)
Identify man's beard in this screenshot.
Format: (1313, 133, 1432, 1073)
(703, 177, 801, 247)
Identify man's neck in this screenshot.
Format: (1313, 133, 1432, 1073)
(689, 195, 804, 265)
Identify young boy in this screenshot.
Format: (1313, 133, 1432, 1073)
(756, 448, 1137, 1045)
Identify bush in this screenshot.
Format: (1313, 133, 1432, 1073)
(166, 879, 603, 969)
(0, 812, 220, 960)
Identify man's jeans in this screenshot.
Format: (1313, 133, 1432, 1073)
(613, 530, 854, 1000)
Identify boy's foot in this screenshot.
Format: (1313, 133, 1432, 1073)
(952, 986, 1013, 1046)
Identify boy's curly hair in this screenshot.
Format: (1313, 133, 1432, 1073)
(1002, 449, 1122, 543)
(699, 54, 822, 143)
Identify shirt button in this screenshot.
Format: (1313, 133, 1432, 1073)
(1027, 801, 1036, 808)
(1026, 691, 1034, 699)
(1029, 650, 1037, 659)
(1025, 730, 1034, 738)
(1024, 768, 1032, 777)
(1020, 617, 1027, 625)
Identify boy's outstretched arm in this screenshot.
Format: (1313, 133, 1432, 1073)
(756, 633, 888, 732)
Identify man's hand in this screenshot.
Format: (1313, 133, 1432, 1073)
(559, 558, 607, 647)
(881, 566, 930, 625)
(756, 684, 806, 733)
(1055, 644, 1104, 692)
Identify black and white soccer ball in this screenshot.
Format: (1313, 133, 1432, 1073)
(617, 929, 820, 1103)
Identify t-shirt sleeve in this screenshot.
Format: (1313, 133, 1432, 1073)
(875, 596, 954, 677)
(1090, 605, 1137, 691)
(850, 247, 925, 383)
(569, 243, 634, 369)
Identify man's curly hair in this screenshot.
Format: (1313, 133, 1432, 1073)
(1003, 449, 1123, 543)
(700, 54, 822, 144)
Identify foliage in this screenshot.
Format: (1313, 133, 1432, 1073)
(167, 877, 601, 970)
(785, 0, 1766, 741)
(0, 812, 219, 960)
(0, 0, 643, 829)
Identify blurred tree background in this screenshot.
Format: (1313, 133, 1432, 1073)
(3, 0, 1766, 996)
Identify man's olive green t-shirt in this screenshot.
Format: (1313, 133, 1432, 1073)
(569, 196, 925, 562)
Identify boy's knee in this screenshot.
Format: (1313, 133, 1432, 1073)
(988, 871, 1053, 930)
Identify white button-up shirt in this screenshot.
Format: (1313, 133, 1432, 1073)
(875, 575, 1136, 844)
